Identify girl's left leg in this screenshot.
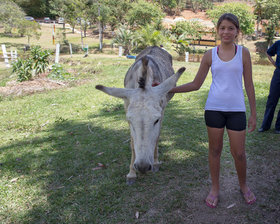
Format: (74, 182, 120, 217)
(227, 129, 256, 204)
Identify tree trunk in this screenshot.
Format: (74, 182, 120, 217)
(256, 17, 260, 38)
(81, 28, 84, 49)
(99, 23, 103, 51)
(98, 5, 103, 51)
(84, 25, 87, 37)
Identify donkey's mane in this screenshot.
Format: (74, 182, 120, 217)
(138, 77, 146, 89)
(138, 56, 149, 89)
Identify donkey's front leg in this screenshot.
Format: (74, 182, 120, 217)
(153, 138, 161, 173)
(126, 137, 137, 185)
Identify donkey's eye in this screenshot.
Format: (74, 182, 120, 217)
(154, 119, 159, 125)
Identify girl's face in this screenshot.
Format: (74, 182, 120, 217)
(217, 19, 239, 44)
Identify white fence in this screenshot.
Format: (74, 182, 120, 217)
(1, 44, 18, 67)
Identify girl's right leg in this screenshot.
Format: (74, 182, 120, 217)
(205, 126, 224, 207)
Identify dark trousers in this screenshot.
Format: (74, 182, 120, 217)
(261, 67, 280, 130)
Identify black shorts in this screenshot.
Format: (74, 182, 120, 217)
(204, 110, 246, 131)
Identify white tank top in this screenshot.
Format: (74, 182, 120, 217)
(205, 45, 246, 112)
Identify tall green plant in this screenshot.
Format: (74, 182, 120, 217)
(30, 46, 51, 74)
(170, 21, 203, 56)
(171, 33, 190, 56)
(112, 25, 135, 55)
(12, 58, 33, 82)
(133, 24, 167, 52)
(11, 46, 51, 82)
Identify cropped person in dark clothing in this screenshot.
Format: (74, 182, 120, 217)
(259, 40, 280, 134)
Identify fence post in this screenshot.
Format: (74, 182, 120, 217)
(55, 43, 60, 63)
(185, 52, 189, 62)
(1, 44, 10, 67)
(118, 46, 123, 57)
(10, 49, 17, 61)
(14, 49, 17, 60)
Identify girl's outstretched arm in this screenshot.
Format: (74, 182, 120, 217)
(169, 50, 212, 93)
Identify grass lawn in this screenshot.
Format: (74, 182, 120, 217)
(0, 54, 279, 223)
(0, 23, 112, 57)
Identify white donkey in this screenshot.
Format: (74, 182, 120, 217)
(96, 46, 185, 184)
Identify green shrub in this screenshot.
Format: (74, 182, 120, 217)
(30, 46, 51, 74)
(11, 46, 51, 82)
(48, 63, 71, 80)
(12, 58, 33, 82)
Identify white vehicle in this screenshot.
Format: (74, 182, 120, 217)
(24, 16, 35, 21)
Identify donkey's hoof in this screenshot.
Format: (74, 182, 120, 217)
(126, 177, 136, 185)
(153, 164, 160, 173)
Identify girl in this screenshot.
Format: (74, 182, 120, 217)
(170, 13, 256, 208)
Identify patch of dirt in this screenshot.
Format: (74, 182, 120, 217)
(0, 73, 67, 96)
(168, 9, 209, 20)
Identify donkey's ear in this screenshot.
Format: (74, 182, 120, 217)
(96, 85, 135, 99)
(153, 67, 186, 95)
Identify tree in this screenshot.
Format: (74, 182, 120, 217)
(87, 1, 112, 51)
(207, 2, 255, 40)
(264, 14, 278, 46)
(185, 0, 213, 13)
(112, 25, 135, 55)
(12, 0, 51, 18)
(49, 0, 79, 32)
(126, 0, 165, 28)
(170, 21, 203, 56)
(0, 0, 25, 34)
(103, 0, 131, 31)
(133, 24, 167, 52)
(17, 20, 41, 45)
(253, 0, 266, 37)
(170, 20, 203, 38)
(253, 0, 280, 44)
(153, 0, 182, 15)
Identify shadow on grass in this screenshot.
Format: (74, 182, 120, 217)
(0, 89, 279, 223)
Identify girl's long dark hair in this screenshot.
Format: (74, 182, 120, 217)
(217, 13, 240, 30)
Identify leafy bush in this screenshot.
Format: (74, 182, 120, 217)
(12, 58, 33, 82)
(11, 46, 51, 82)
(171, 33, 190, 56)
(132, 24, 167, 52)
(170, 21, 203, 56)
(30, 46, 51, 74)
(112, 25, 135, 55)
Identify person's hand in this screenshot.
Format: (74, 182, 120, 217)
(248, 115, 256, 133)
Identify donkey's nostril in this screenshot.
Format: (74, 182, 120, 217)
(148, 165, 152, 171)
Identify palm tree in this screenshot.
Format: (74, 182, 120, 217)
(112, 25, 135, 55)
(133, 24, 166, 52)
